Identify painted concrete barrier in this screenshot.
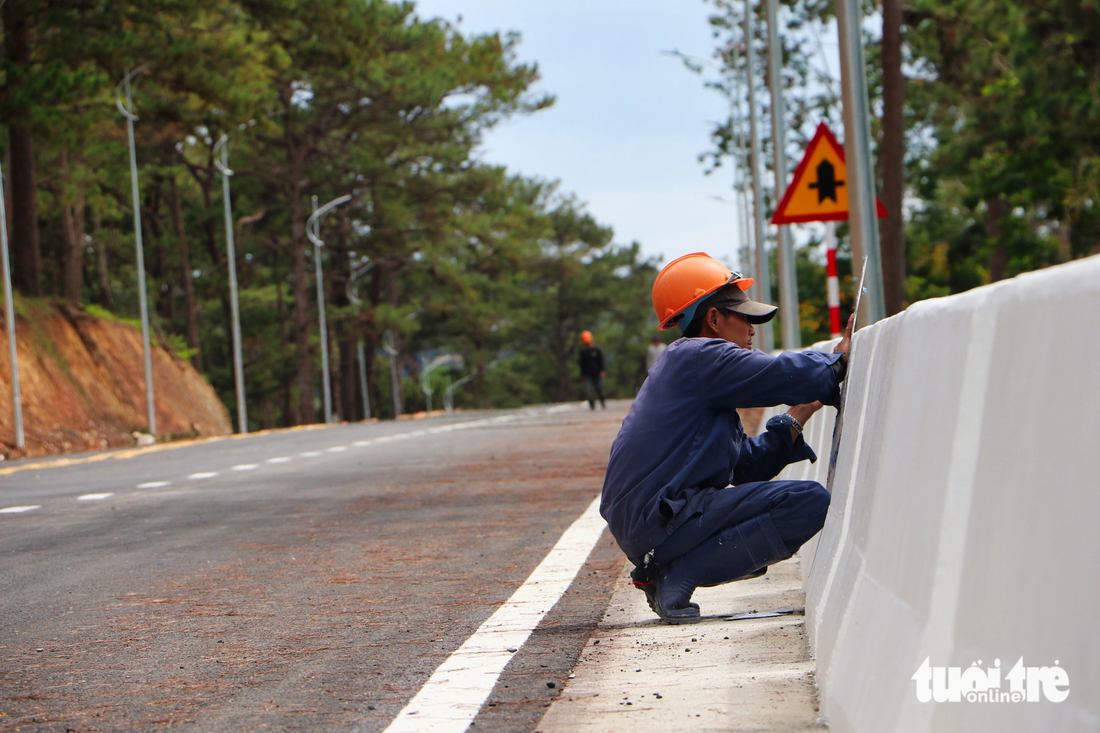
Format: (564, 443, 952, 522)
(769, 254, 1100, 732)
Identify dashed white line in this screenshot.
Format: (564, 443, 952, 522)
(188, 472, 218, 480)
(137, 481, 171, 489)
(266, 457, 291, 464)
(232, 464, 259, 471)
(0, 505, 41, 514)
(374, 436, 393, 443)
(353, 440, 372, 447)
(77, 493, 114, 501)
(299, 451, 322, 458)
(325, 446, 347, 453)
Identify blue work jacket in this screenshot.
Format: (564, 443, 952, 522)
(601, 336, 844, 559)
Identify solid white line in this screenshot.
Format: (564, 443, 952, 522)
(189, 472, 218, 480)
(232, 464, 259, 471)
(137, 481, 170, 489)
(383, 496, 606, 733)
(0, 505, 41, 514)
(266, 457, 291, 464)
(77, 493, 114, 501)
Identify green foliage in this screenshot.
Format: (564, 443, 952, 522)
(698, 0, 1099, 326)
(7, 0, 655, 428)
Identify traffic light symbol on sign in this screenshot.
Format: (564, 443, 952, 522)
(771, 122, 886, 225)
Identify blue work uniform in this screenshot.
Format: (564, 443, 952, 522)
(600, 336, 844, 564)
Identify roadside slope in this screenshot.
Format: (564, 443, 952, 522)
(0, 299, 230, 459)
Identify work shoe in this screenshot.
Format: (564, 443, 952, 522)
(632, 566, 700, 623)
(648, 514, 791, 624)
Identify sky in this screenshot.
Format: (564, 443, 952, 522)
(409, 0, 744, 271)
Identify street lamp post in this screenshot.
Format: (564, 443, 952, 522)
(765, 0, 800, 350)
(743, 0, 774, 352)
(382, 330, 401, 419)
(213, 135, 248, 434)
(116, 67, 156, 436)
(306, 193, 352, 425)
(420, 354, 461, 413)
(0, 156, 23, 449)
(836, 0, 886, 326)
(347, 257, 375, 421)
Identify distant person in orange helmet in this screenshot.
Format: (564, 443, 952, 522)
(578, 330, 606, 409)
(600, 252, 852, 624)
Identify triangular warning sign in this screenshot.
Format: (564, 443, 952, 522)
(771, 122, 887, 225)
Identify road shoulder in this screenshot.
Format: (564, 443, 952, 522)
(536, 555, 826, 732)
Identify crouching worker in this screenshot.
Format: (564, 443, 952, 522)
(600, 253, 851, 624)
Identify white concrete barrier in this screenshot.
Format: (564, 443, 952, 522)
(770, 255, 1100, 732)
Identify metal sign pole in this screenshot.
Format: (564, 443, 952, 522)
(743, 0, 773, 352)
(836, 0, 886, 326)
(0, 156, 23, 449)
(765, 0, 800, 350)
(213, 136, 247, 434)
(306, 194, 352, 425)
(116, 69, 156, 436)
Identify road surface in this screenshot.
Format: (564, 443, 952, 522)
(0, 403, 628, 732)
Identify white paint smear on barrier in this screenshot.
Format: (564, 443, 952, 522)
(382, 496, 606, 733)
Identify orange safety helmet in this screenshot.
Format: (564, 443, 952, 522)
(580, 330, 594, 345)
(652, 252, 754, 331)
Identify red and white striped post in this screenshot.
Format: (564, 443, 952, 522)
(825, 221, 842, 338)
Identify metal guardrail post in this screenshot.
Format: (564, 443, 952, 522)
(116, 67, 156, 436)
(213, 135, 248, 434)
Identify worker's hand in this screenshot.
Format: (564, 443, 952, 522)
(785, 401, 823, 442)
(787, 401, 823, 426)
(834, 313, 855, 362)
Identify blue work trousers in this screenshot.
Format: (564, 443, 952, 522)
(647, 480, 829, 567)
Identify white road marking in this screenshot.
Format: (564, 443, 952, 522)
(391, 434, 411, 441)
(188, 472, 218, 480)
(77, 493, 114, 501)
(232, 464, 259, 471)
(1, 505, 41, 514)
(353, 440, 372, 447)
(266, 457, 291, 464)
(299, 451, 322, 458)
(384, 496, 606, 733)
(137, 481, 170, 489)
(374, 436, 393, 443)
(326, 446, 347, 453)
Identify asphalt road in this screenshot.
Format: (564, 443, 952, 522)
(0, 402, 629, 732)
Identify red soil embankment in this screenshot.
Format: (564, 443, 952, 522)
(0, 300, 231, 459)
